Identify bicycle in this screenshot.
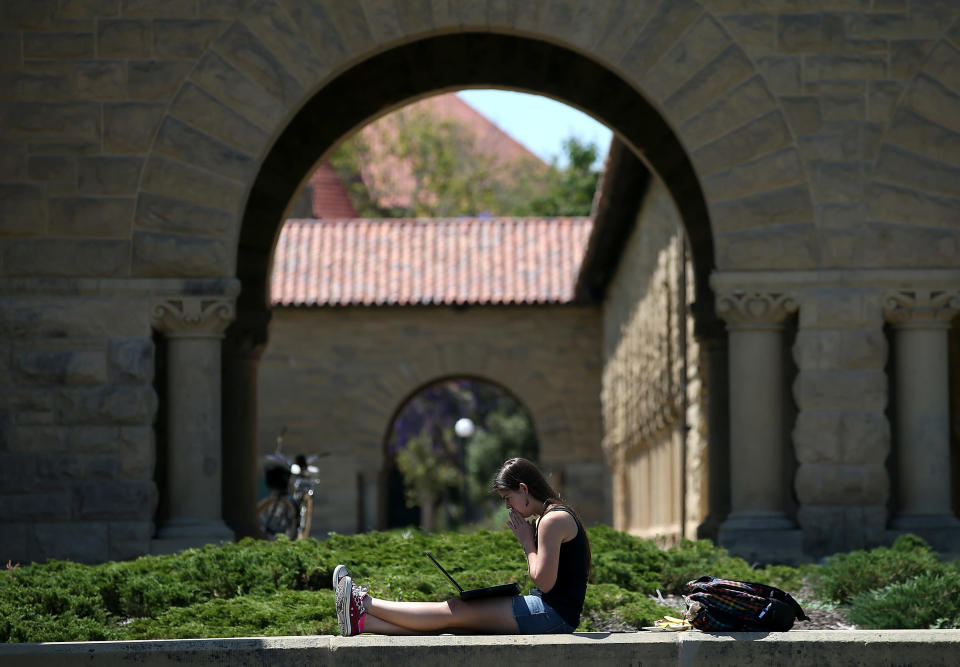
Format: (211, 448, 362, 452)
(256, 428, 327, 540)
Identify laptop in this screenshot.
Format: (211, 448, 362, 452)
(425, 552, 520, 601)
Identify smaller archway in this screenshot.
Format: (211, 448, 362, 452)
(382, 377, 539, 531)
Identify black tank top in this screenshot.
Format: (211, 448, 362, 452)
(539, 506, 588, 629)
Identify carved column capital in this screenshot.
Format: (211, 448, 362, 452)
(715, 291, 798, 329)
(151, 296, 236, 338)
(883, 289, 960, 327)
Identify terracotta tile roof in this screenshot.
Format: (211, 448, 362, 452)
(271, 217, 593, 306)
(309, 162, 359, 219)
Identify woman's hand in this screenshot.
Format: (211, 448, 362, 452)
(506, 509, 536, 551)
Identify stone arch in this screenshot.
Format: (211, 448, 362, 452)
(135, 1, 820, 312)
(865, 19, 960, 268)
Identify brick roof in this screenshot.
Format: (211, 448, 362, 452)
(271, 217, 593, 306)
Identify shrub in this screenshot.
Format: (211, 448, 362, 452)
(810, 534, 943, 604)
(847, 566, 960, 629)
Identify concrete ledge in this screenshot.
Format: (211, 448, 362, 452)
(2, 631, 960, 666)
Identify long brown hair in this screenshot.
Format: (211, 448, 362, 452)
(491, 457, 592, 572)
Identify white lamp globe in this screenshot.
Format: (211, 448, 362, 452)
(454, 417, 475, 438)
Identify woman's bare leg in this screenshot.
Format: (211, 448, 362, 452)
(362, 596, 519, 634)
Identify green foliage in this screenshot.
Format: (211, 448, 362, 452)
(328, 107, 600, 218)
(809, 534, 943, 604)
(394, 433, 462, 526)
(846, 565, 960, 629)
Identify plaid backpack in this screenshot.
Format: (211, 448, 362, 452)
(684, 576, 810, 632)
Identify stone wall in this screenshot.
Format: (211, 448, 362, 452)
(601, 177, 706, 542)
(257, 304, 607, 535)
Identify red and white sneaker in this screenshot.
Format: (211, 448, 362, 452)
(332, 564, 349, 589)
(335, 575, 367, 636)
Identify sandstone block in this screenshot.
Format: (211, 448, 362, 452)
(0, 101, 100, 142)
(49, 196, 134, 236)
(820, 93, 865, 121)
(680, 76, 778, 149)
(642, 14, 729, 101)
(0, 1, 57, 30)
(3, 238, 129, 277)
(805, 54, 887, 82)
(0, 491, 70, 521)
(139, 154, 245, 212)
(793, 369, 887, 412)
(34, 521, 109, 563)
(756, 55, 802, 94)
(154, 19, 225, 58)
(154, 116, 256, 182)
(793, 410, 890, 464)
(135, 192, 233, 235)
(874, 144, 960, 199)
(103, 102, 165, 153)
(0, 31, 21, 71)
(1, 70, 75, 101)
(0, 296, 150, 338)
(118, 425, 154, 478)
(57, 385, 157, 425)
(36, 452, 86, 479)
(97, 19, 152, 58)
(214, 21, 304, 108)
(170, 82, 268, 155)
(198, 0, 246, 19)
(890, 39, 935, 80)
(0, 140, 26, 179)
(798, 504, 888, 555)
(780, 96, 821, 134)
(777, 13, 823, 52)
(132, 230, 231, 277)
(317, 0, 374, 55)
(796, 123, 860, 162)
(0, 183, 47, 235)
(812, 161, 865, 204)
(861, 221, 960, 268)
(691, 110, 791, 175)
(7, 423, 65, 452)
(23, 31, 94, 58)
(27, 155, 76, 182)
(69, 425, 120, 453)
(15, 347, 108, 385)
(868, 80, 903, 123)
(122, 0, 195, 18)
(0, 453, 36, 492)
(663, 45, 756, 124)
(722, 13, 778, 55)
(885, 108, 960, 169)
(109, 520, 154, 561)
(190, 53, 286, 129)
(618, 0, 701, 81)
(126, 60, 192, 101)
(73, 480, 155, 520)
(56, 1, 122, 19)
(73, 60, 126, 100)
(108, 337, 154, 383)
(710, 182, 814, 232)
(866, 181, 959, 227)
(77, 156, 143, 196)
(795, 463, 889, 505)
(793, 328, 887, 372)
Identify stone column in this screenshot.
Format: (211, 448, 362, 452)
(716, 290, 801, 560)
(884, 289, 960, 544)
(694, 332, 729, 542)
(151, 296, 236, 552)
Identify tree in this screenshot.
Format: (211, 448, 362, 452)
(327, 107, 602, 218)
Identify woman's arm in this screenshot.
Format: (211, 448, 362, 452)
(508, 509, 577, 592)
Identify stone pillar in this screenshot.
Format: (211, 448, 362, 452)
(884, 289, 960, 547)
(151, 296, 236, 553)
(694, 331, 729, 542)
(221, 308, 270, 539)
(716, 290, 801, 561)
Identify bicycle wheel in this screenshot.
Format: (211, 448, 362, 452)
(296, 493, 313, 540)
(256, 495, 298, 540)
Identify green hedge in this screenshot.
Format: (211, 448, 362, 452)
(1, 528, 955, 642)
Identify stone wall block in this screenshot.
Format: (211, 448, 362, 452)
(805, 54, 887, 82)
(107, 337, 154, 384)
(793, 329, 887, 371)
(73, 60, 126, 100)
(0, 387, 56, 418)
(126, 60, 192, 101)
(6, 424, 65, 453)
(798, 504, 888, 555)
(692, 110, 791, 176)
(118, 425, 154, 478)
(154, 19, 226, 58)
(140, 155, 245, 212)
(36, 453, 86, 480)
(0, 296, 149, 338)
(70, 425, 122, 453)
(34, 522, 108, 563)
(317, 0, 375, 55)
(716, 223, 819, 270)
(56, 1, 123, 19)
(885, 109, 960, 171)
(57, 385, 157, 425)
(0, 101, 100, 142)
(793, 410, 890, 465)
(866, 181, 960, 227)
(0, 453, 36, 492)
(777, 13, 823, 53)
(242, 1, 330, 89)
(874, 144, 960, 200)
(189, 51, 287, 129)
(360, 0, 403, 43)
(154, 116, 256, 183)
(0, 31, 22, 71)
(795, 462, 889, 505)
(890, 39, 935, 80)
(663, 46, 756, 124)
(793, 370, 887, 412)
(812, 161, 865, 204)
(23, 31, 95, 59)
(3, 238, 130, 277)
(0, 492, 71, 522)
(862, 222, 960, 268)
(274, 0, 349, 69)
(797, 289, 881, 329)
(617, 0, 701, 82)
(108, 520, 153, 561)
(819, 93, 865, 122)
(0, 183, 48, 235)
(680, 76, 778, 149)
(169, 83, 268, 154)
(641, 14, 730, 102)
(132, 230, 230, 277)
(15, 347, 108, 385)
(73, 480, 155, 520)
(2, 69, 75, 101)
(711, 182, 814, 233)
(868, 80, 903, 123)
(720, 13, 777, 56)
(135, 193, 233, 238)
(756, 55, 802, 95)
(213, 21, 304, 110)
(97, 19, 153, 58)
(198, 0, 245, 18)
(49, 197, 134, 236)
(77, 156, 144, 196)
(103, 102, 165, 153)
(27, 155, 77, 183)
(780, 96, 821, 135)
(121, 0, 195, 17)
(0, 141, 26, 179)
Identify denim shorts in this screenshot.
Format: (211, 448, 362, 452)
(511, 590, 575, 634)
